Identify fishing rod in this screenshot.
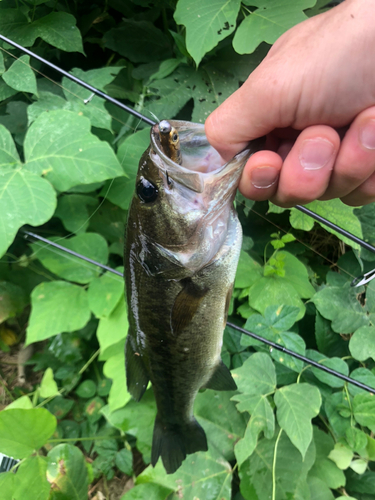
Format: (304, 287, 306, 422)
(2, 34, 373, 260)
(22, 229, 375, 395)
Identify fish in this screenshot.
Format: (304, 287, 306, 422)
(124, 119, 263, 474)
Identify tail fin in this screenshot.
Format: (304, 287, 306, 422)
(151, 415, 208, 474)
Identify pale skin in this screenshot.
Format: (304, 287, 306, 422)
(205, 0, 375, 208)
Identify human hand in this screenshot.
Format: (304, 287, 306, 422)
(205, 0, 375, 207)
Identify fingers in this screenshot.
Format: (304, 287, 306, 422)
(319, 106, 375, 201)
(239, 151, 283, 201)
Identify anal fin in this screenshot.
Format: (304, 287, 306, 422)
(204, 359, 237, 391)
(125, 334, 149, 402)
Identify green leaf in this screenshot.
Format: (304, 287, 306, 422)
(234, 394, 275, 465)
(239, 431, 316, 500)
(47, 397, 74, 420)
(75, 380, 97, 399)
(354, 203, 375, 260)
(5, 395, 33, 410)
(0, 281, 27, 322)
(102, 390, 156, 462)
(0, 121, 21, 166)
(148, 58, 184, 83)
(306, 349, 349, 388)
(275, 383, 321, 458)
(40, 367, 60, 398)
(84, 396, 105, 423)
(47, 444, 88, 499)
(328, 442, 353, 470)
(104, 20, 172, 63)
(0, 11, 83, 53)
(345, 427, 368, 453)
(24, 110, 124, 191)
(353, 393, 375, 431)
(194, 389, 247, 461)
(0, 167, 56, 259)
(271, 331, 306, 373)
(309, 427, 346, 489)
(231, 352, 277, 400)
(104, 128, 150, 210)
(235, 251, 263, 288)
(307, 476, 335, 500)
(174, 0, 241, 66)
(120, 483, 173, 500)
(291, 200, 363, 248)
(97, 300, 128, 359)
(0, 408, 56, 458)
(88, 271, 124, 319)
(103, 351, 132, 412)
(136, 446, 232, 499)
(55, 194, 98, 234)
(26, 281, 91, 344)
(349, 325, 375, 362)
(279, 251, 315, 298)
(2, 55, 37, 95)
(348, 368, 375, 397)
(233, 0, 315, 54)
(3, 456, 50, 500)
(31, 233, 109, 284)
(115, 448, 133, 475)
(312, 282, 369, 334)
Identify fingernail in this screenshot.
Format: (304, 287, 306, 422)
(360, 120, 375, 149)
(299, 139, 335, 170)
(251, 166, 278, 189)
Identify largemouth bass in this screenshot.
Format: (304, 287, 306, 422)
(124, 120, 262, 474)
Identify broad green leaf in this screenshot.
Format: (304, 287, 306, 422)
(47, 444, 88, 499)
(104, 128, 150, 210)
(233, 0, 315, 54)
(0, 166, 56, 258)
(271, 331, 306, 373)
(309, 427, 345, 489)
(145, 65, 239, 124)
(104, 20, 172, 63)
(2, 456, 50, 500)
(2, 55, 37, 95)
(26, 281, 91, 344)
(47, 397, 74, 420)
(275, 383, 321, 458)
(0, 281, 27, 322)
(349, 459, 367, 475)
(306, 349, 349, 388)
(354, 203, 375, 260)
(0, 79, 17, 102)
(84, 396, 105, 423)
(279, 250, 315, 298)
(0, 101, 28, 146)
(24, 110, 124, 191)
(328, 442, 353, 470)
(0, 11, 83, 52)
(97, 300, 128, 359)
(136, 446, 232, 500)
(102, 389, 156, 463)
(75, 380, 96, 399)
(40, 368, 59, 398)
(248, 276, 306, 320)
(353, 393, 375, 431)
(0, 408, 56, 458)
(235, 251, 263, 288)
(0, 122, 21, 166)
(346, 427, 368, 453)
(194, 390, 247, 461)
(174, 0, 241, 66)
(116, 448, 133, 475)
(27, 91, 68, 125)
(88, 270, 124, 319)
(234, 394, 274, 465)
(325, 392, 351, 441)
(346, 470, 375, 495)
(315, 312, 348, 358)
(5, 395, 33, 410)
(55, 194, 98, 234)
(312, 282, 369, 334)
(31, 233, 109, 284)
(231, 352, 277, 399)
(349, 325, 375, 362)
(291, 200, 363, 248)
(348, 368, 375, 397)
(61, 67, 122, 132)
(103, 351, 131, 412)
(148, 58, 184, 83)
(239, 431, 316, 500)
(120, 483, 173, 499)
(307, 476, 335, 500)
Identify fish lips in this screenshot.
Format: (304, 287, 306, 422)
(150, 120, 264, 196)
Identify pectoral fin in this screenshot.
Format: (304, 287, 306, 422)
(204, 360, 237, 391)
(171, 279, 208, 336)
(125, 334, 149, 402)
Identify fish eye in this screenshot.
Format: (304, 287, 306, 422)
(136, 177, 158, 203)
(172, 133, 178, 142)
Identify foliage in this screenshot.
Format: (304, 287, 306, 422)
(0, 0, 375, 499)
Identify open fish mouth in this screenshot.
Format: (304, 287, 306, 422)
(150, 120, 253, 194)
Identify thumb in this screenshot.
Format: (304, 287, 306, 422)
(205, 64, 286, 161)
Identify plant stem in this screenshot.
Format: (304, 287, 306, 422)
(272, 429, 283, 500)
(78, 349, 100, 375)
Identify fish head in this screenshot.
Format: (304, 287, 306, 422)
(129, 120, 263, 274)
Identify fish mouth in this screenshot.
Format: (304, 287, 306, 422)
(150, 120, 262, 194)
